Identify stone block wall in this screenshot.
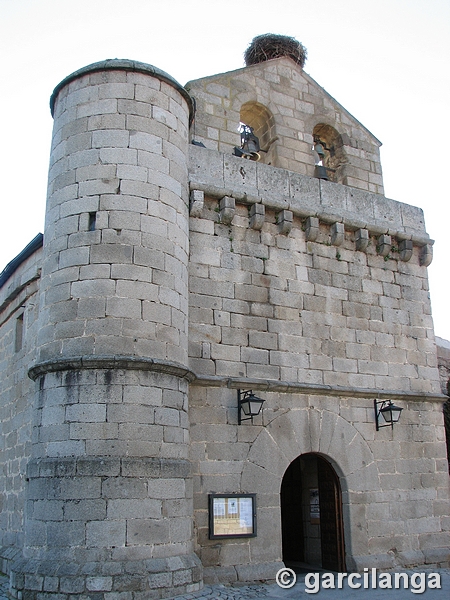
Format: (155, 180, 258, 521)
(186, 57, 384, 194)
(0, 52, 449, 595)
(188, 147, 439, 394)
(437, 338, 450, 395)
(13, 368, 199, 599)
(190, 387, 450, 581)
(187, 145, 449, 579)
(0, 248, 42, 551)
(4, 61, 202, 600)
(437, 338, 450, 470)
(39, 61, 191, 366)
(28, 366, 192, 462)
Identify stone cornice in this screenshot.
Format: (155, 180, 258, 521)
(193, 374, 446, 403)
(188, 145, 432, 245)
(28, 359, 445, 402)
(189, 181, 433, 249)
(28, 355, 196, 382)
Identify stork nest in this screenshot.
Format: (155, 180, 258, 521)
(244, 34, 307, 68)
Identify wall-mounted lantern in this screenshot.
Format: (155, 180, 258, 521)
(238, 390, 265, 425)
(374, 399, 403, 431)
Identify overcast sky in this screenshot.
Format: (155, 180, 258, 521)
(1, 0, 449, 340)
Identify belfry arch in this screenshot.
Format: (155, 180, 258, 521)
(240, 101, 277, 165)
(313, 123, 346, 183)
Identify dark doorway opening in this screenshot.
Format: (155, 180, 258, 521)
(280, 453, 345, 571)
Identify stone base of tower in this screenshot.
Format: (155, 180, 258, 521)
(10, 553, 202, 600)
(12, 457, 202, 600)
(202, 562, 283, 586)
(16, 363, 202, 599)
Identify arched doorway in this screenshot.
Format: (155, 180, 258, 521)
(280, 453, 346, 571)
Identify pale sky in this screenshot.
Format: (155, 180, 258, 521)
(1, 0, 449, 340)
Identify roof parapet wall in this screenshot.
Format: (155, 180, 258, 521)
(189, 146, 429, 243)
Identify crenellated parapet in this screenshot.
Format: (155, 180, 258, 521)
(188, 146, 433, 265)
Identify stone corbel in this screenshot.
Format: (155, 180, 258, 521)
(399, 239, 413, 262)
(249, 203, 265, 230)
(355, 228, 369, 252)
(277, 210, 293, 235)
(377, 234, 391, 257)
(331, 222, 345, 246)
(419, 244, 433, 267)
(219, 196, 235, 225)
(305, 216, 319, 241)
(189, 190, 204, 217)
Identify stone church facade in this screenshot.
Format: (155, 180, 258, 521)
(0, 41, 449, 599)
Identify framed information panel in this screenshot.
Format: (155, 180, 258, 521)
(208, 494, 257, 539)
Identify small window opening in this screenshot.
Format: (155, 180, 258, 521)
(15, 313, 24, 352)
(88, 212, 96, 231)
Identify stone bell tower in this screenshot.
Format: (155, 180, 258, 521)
(13, 60, 201, 599)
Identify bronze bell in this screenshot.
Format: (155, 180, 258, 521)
(239, 125, 261, 161)
(314, 165, 329, 180)
(314, 141, 326, 158)
(242, 138, 261, 160)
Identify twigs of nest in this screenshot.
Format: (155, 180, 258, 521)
(244, 34, 307, 68)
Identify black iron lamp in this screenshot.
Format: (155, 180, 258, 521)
(374, 399, 403, 431)
(238, 390, 265, 425)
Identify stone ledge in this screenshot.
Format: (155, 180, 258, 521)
(189, 180, 433, 249)
(192, 375, 447, 403)
(28, 353, 442, 404)
(28, 356, 196, 382)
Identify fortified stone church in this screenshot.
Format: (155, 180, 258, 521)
(0, 34, 449, 600)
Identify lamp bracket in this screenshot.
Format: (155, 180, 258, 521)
(374, 399, 403, 431)
(237, 389, 265, 425)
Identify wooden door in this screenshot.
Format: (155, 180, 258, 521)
(318, 457, 345, 571)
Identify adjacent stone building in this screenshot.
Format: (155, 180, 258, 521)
(1, 36, 449, 600)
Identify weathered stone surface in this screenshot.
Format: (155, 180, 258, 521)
(1, 49, 448, 600)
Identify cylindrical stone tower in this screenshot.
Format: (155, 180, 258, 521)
(13, 60, 202, 599)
